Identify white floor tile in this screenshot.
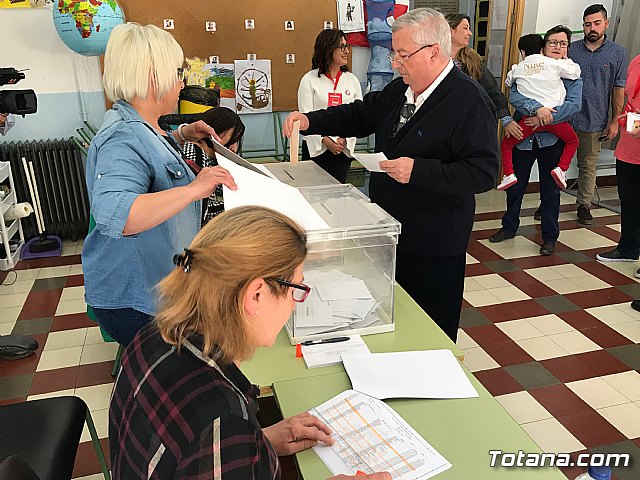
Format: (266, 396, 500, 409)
(527, 314, 575, 335)
(0, 291, 30, 308)
(526, 267, 564, 282)
(44, 328, 88, 351)
(80, 408, 110, 442)
(0, 306, 21, 324)
(566, 377, 631, 409)
(473, 274, 512, 289)
(69, 264, 83, 275)
(14, 269, 41, 281)
(489, 285, 530, 303)
(596, 403, 640, 438)
(602, 371, 640, 402)
(59, 285, 85, 302)
(27, 389, 75, 401)
(520, 418, 585, 453)
(495, 391, 553, 424)
(463, 289, 502, 307)
(461, 347, 500, 372)
(496, 319, 544, 340)
(55, 298, 87, 316)
(586, 305, 638, 326)
(456, 329, 479, 349)
(0, 321, 16, 335)
(74, 383, 114, 412)
(464, 278, 484, 293)
(36, 346, 83, 371)
(516, 336, 569, 361)
(465, 253, 479, 265)
(0, 279, 35, 295)
(548, 331, 601, 355)
(85, 326, 108, 345)
(609, 321, 640, 343)
(80, 342, 119, 365)
(37, 265, 71, 279)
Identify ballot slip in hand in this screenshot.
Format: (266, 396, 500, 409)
(209, 135, 269, 177)
(290, 119, 300, 165)
(351, 152, 386, 173)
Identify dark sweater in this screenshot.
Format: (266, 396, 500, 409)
(305, 67, 499, 256)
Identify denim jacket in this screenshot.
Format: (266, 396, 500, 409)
(82, 101, 199, 315)
(510, 77, 583, 151)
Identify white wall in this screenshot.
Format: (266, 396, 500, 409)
(0, 8, 107, 142)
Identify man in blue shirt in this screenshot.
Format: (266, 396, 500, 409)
(569, 3, 627, 225)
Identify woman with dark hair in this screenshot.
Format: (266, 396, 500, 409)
(297, 28, 363, 182)
(182, 106, 245, 224)
(489, 25, 583, 256)
(446, 13, 523, 141)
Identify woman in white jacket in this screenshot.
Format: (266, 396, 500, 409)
(297, 29, 363, 182)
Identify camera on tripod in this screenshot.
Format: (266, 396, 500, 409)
(0, 68, 37, 116)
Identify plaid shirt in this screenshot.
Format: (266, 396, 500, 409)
(109, 323, 280, 480)
(182, 142, 225, 225)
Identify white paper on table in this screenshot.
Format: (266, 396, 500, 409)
(217, 156, 330, 231)
(301, 335, 370, 369)
(311, 390, 452, 479)
(352, 152, 386, 173)
(342, 350, 479, 400)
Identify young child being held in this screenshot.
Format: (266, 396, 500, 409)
(497, 34, 581, 190)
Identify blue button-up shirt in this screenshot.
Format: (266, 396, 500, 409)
(509, 78, 584, 151)
(569, 36, 627, 132)
(82, 101, 199, 315)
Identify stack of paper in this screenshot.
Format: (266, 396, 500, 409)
(301, 335, 370, 369)
(342, 350, 479, 400)
(294, 270, 379, 336)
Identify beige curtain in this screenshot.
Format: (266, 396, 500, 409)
(615, 0, 640, 60)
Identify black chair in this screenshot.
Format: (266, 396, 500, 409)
(0, 396, 110, 480)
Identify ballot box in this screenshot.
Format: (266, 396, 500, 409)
(285, 184, 401, 344)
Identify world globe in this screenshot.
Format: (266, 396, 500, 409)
(53, 0, 125, 56)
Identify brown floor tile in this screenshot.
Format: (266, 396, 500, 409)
(499, 270, 541, 286)
(29, 366, 79, 396)
(580, 325, 634, 349)
(510, 255, 568, 269)
(507, 299, 551, 318)
(0, 397, 28, 406)
(560, 287, 632, 310)
(477, 304, 523, 323)
(65, 274, 84, 288)
(50, 312, 95, 332)
(578, 261, 638, 287)
(540, 355, 598, 383)
(17, 289, 62, 320)
(17, 255, 82, 269)
(591, 225, 623, 243)
(464, 263, 493, 277)
(473, 368, 524, 396)
(511, 281, 558, 298)
(465, 324, 513, 346)
(557, 409, 627, 449)
(466, 241, 503, 262)
(76, 361, 116, 389)
(481, 341, 534, 367)
(573, 350, 631, 377)
(557, 310, 606, 331)
(529, 384, 593, 418)
(0, 333, 47, 377)
(474, 211, 505, 222)
(72, 438, 110, 479)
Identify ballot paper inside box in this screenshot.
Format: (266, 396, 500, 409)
(285, 184, 401, 344)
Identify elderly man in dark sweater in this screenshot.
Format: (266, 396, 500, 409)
(283, 8, 499, 342)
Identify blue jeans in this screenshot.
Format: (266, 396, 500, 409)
(92, 307, 153, 346)
(501, 141, 563, 244)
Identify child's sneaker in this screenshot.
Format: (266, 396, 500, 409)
(551, 167, 566, 189)
(497, 174, 517, 190)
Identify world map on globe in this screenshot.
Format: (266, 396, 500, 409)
(53, 0, 125, 56)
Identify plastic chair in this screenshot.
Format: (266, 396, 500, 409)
(0, 396, 110, 480)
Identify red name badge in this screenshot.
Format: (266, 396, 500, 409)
(328, 92, 343, 106)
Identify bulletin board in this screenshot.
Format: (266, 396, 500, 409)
(117, 0, 339, 111)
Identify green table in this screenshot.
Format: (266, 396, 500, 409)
(273, 372, 566, 479)
(241, 285, 464, 392)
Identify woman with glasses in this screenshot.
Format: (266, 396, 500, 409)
(297, 29, 363, 182)
(82, 23, 237, 346)
(446, 14, 524, 142)
(110, 206, 390, 480)
(182, 106, 245, 225)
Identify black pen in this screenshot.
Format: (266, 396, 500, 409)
(301, 336, 350, 346)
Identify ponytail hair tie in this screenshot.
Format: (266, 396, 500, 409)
(173, 248, 194, 273)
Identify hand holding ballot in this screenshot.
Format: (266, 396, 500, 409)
(188, 165, 237, 200)
(379, 156, 414, 184)
(282, 111, 310, 137)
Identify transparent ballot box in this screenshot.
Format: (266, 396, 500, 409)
(285, 184, 401, 344)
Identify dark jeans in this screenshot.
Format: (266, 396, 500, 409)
(302, 140, 352, 183)
(501, 141, 563, 243)
(395, 251, 466, 342)
(616, 159, 640, 257)
(92, 307, 153, 346)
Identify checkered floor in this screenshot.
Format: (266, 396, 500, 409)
(1, 188, 639, 480)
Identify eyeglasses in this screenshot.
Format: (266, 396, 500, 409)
(386, 44, 435, 66)
(177, 67, 185, 83)
(392, 103, 416, 136)
(271, 278, 311, 302)
(546, 40, 569, 48)
(337, 43, 352, 52)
